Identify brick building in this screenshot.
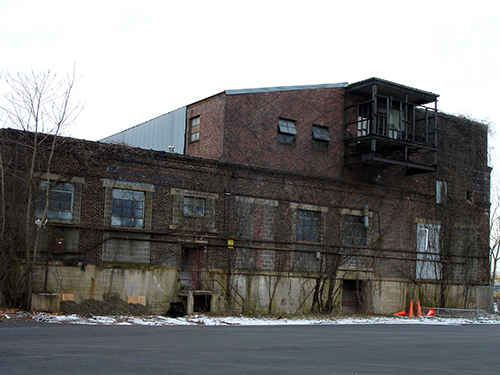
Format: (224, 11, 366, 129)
(0, 78, 491, 315)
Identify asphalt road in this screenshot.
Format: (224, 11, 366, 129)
(1, 322, 499, 374)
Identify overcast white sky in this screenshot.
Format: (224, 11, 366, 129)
(2, 0, 499, 175)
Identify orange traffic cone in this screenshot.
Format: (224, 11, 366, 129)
(394, 310, 406, 316)
(408, 300, 414, 317)
(417, 300, 423, 317)
(426, 308, 435, 316)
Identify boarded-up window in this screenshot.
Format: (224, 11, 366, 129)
(452, 227, 478, 282)
(416, 223, 441, 280)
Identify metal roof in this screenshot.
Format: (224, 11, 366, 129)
(345, 78, 439, 105)
(100, 107, 186, 153)
(226, 82, 348, 96)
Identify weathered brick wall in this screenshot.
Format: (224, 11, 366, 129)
(186, 93, 226, 160)
(1, 107, 491, 312)
(221, 88, 345, 179)
(16, 132, 487, 285)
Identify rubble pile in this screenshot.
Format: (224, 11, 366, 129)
(60, 293, 152, 316)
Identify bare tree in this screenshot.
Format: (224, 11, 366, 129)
(489, 182, 500, 284)
(0, 68, 81, 308)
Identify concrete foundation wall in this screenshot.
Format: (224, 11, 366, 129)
(31, 293, 60, 313)
(32, 263, 178, 314)
(231, 273, 318, 315)
(370, 280, 481, 314)
(32, 263, 485, 316)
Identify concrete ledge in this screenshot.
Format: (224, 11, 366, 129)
(31, 293, 60, 313)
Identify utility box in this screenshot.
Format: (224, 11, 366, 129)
(54, 238, 65, 254)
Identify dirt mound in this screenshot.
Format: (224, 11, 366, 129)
(60, 293, 152, 316)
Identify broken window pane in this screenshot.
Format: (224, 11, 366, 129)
(35, 182, 74, 222)
(111, 188, 145, 228)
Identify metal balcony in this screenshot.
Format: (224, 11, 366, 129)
(344, 78, 438, 175)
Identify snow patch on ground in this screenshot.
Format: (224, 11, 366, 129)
(30, 313, 500, 326)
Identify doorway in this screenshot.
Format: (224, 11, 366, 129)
(341, 280, 364, 314)
(180, 246, 204, 290)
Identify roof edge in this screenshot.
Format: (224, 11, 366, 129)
(226, 82, 348, 96)
(346, 77, 439, 100)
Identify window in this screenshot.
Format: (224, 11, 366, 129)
(312, 125, 330, 141)
(36, 182, 74, 222)
(387, 108, 400, 139)
(189, 116, 200, 142)
(183, 196, 205, 216)
(340, 211, 371, 269)
(278, 118, 296, 144)
(342, 215, 367, 246)
(376, 102, 402, 139)
(312, 125, 330, 150)
(416, 222, 441, 280)
(171, 188, 218, 233)
(436, 181, 447, 204)
(111, 189, 145, 228)
(357, 102, 371, 136)
(297, 209, 321, 242)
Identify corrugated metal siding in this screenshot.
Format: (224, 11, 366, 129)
(100, 107, 187, 153)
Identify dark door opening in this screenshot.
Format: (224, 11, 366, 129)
(193, 295, 211, 313)
(178, 294, 212, 314)
(342, 280, 364, 314)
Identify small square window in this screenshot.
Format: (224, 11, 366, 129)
(189, 116, 200, 142)
(183, 196, 205, 216)
(278, 119, 297, 135)
(278, 119, 296, 144)
(312, 125, 330, 141)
